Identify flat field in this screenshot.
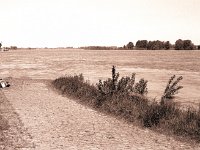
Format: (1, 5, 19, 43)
(1, 49, 200, 149)
(1, 49, 200, 107)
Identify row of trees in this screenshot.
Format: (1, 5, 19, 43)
(174, 39, 195, 50)
(125, 39, 199, 50)
(80, 46, 118, 50)
(0, 43, 17, 50)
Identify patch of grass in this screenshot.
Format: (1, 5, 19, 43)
(52, 66, 200, 142)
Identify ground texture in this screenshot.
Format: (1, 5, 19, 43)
(1, 49, 200, 108)
(0, 88, 34, 149)
(1, 78, 200, 149)
(0, 49, 200, 149)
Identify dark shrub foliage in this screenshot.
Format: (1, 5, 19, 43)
(133, 78, 148, 95)
(161, 75, 183, 104)
(53, 74, 98, 105)
(52, 67, 200, 142)
(97, 66, 147, 96)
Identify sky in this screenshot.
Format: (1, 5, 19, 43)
(0, 0, 200, 48)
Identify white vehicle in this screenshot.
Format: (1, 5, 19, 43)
(0, 79, 10, 88)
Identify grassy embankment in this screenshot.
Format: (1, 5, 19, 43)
(52, 66, 200, 142)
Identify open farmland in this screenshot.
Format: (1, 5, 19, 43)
(1, 49, 200, 149)
(1, 49, 200, 107)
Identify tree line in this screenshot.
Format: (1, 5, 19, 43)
(80, 39, 199, 50)
(80, 46, 118, 50)
(126, 39, 199, 50)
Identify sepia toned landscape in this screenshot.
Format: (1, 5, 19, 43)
(1, 0, 200, 149)
(0, 49, 200, 149)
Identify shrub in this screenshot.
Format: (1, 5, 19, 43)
(52, 66, 200, 142)
(133, 78, 148, 95)
(142, 101, 177, 127)
(161, 75, 183, 104)
(53, 74, 98, 106)
(97, 66, 147, 96)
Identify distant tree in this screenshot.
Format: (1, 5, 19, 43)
(147, 40, 164, 50)
(198, 45, 200, 50)
(147, 41, 153, 50)
(164, 41, 171, 50)
(0, 42, 2, 49)
(151, 41, 159, 50)
(123, 45, 126, 49)
(81, 46, 118, 50)
(136, 40, 148, 49)
(175, 39, 184, 50)
(157, 40, 165, 49)
(126, 42, 134, 49)
(175, 39, 195, 50)
(183, 40, 195, 50)
(10, 46, 17, 50)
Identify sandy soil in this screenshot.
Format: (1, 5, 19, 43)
(0, 49, 200, 149)
(1, 49, 200, 108)
(0, 88, 34, 149)
(2, 78, 200, 149)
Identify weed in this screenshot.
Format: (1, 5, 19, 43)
(161, 75, 183, 104)
(133, 78, 148, 95)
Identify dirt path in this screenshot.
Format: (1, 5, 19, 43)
(0, 89, 34, 149)
(1, 78, 199, 149)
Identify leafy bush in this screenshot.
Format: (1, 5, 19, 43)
(133, 78, 148, 95)
(53, 74, 98, 106)
(52, 67, 200, 142)
(97, 66, 147, 96)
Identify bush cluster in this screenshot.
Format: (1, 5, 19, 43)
(53, 74, 98, 106)
(52, 67, 200, 142)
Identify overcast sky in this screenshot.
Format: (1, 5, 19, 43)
(0, 0, 200, 47)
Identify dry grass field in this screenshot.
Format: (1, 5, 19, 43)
(1, 49, 200, 107)
(1, 49, 200, 149)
